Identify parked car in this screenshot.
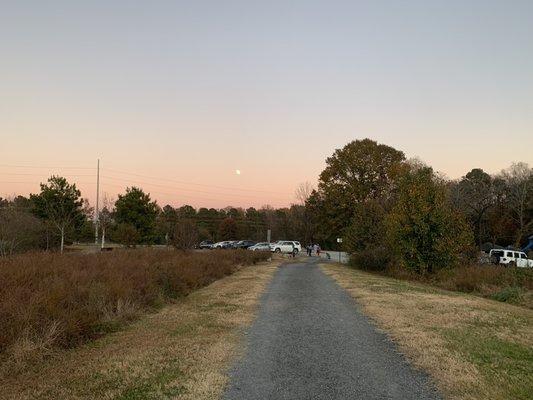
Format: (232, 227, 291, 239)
(270, 241, 302, 254)
(198, 240, 214, 249)
(212, 241, 233, 249)
(233, 240, 256, 249)
(248, 242, 271, 251)
(489, 249, 533, 267)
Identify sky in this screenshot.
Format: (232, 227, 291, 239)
(1, 0, 532, 209)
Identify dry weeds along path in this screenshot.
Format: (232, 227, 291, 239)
(224, 258, 441, 400)
(0, 260, 279, 400)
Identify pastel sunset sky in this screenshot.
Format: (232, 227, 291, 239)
(1, 1, 532, 209)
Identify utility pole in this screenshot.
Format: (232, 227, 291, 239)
(95, 159, 100, 245)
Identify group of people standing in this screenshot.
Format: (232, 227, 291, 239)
(306, 243, 321, 257)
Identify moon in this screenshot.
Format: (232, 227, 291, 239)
(235, 169, 241, 175)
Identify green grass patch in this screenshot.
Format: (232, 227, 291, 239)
(116, 367, 186, 400)
(491, 286, 525, 304)
(442, 329, 533, 400)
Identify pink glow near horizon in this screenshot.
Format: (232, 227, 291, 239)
(0, 163, 302, 210)
(1, 2, 532, 206)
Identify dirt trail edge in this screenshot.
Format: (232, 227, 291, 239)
(223, 258, 441, 400)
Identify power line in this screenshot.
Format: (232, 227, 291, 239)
(99, 174, 289, 201)
(0, 162, 295, 205)
(0, 172, 94, 177)
(0, 163, 294, 196)
(0, 164, 95, 170)
(99, 181, 284, 205)
(99, 181, 234, 204)
(0, 181, 95, 185)
(101, 167, 291, 195)
(1, 180, 290, 208)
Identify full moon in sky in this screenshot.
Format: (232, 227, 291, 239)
(235, 169, 241, 175)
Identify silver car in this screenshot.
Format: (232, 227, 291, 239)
(248, 242, 271, 251)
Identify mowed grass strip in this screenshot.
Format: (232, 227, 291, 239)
(321, 263, 533, 400)
(0, 259, 279, 400)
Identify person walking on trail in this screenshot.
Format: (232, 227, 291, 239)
(307, 244, 312, 257)
(313, 244, 318, 256)
(316, 244, 321, 257)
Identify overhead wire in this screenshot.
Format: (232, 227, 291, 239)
(0, 162, 295, 206)
(0, 164, 95, 170)
(99, 174, 288, 201)
(101, 167, 291, 195)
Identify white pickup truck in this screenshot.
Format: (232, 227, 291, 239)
(489, 249, 533, 268)
(270, 241, 302, 254)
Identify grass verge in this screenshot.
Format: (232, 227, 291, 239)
(0, 259, 278, 399)
(322, 263, 533, 400)
(362, 263, 533, 308)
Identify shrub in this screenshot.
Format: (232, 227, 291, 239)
(113, 223, 140, 247)
(0, 249, 269, 367)
(345, 201, 391, 271)
(491, 287, 524, 304)
(434, 265, 533, 294)
(349, 246, 391, 271)
(170, 219, 199, 250)
(0, 208, 45, 255)
(375, 263, 533, 307)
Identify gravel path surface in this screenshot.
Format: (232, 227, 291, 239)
(223, 258, 441, 400)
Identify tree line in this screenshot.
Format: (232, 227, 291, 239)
(1, 139, 531, 272)
(0, 178, 314, 255)
(306, 139, 532, 274)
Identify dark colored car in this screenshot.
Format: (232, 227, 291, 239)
(198, 240, 214, 249)
(232, 240, 256, 249)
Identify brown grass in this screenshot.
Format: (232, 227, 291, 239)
(433, 265, 533, 306)
(0, 249, 270, 371)
(372, 263, 533, 308)
(0, 259, 279, 399)
(322, 263, 533, 400)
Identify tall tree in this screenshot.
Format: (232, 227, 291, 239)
(295, 182, 314, 205)
(452, 168, 494, 248)
(311, 139, 405, 246)
(114, 187, 158, 244)
(31, 176, 84, 253)
(170, 219, 199, 250)
(157, 205, 178, 245)
(177, 205, 196, 219)
(499, 162, 533, 245)
(219, 217, 238, 240)
(197, 207, 219, 240)
(386, 166, 473, 274)
(0, 200, 44, 256)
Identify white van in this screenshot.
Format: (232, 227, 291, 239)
(489, 249, 533, 268)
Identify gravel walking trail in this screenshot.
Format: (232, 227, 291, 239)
(223, 258, 441, 400)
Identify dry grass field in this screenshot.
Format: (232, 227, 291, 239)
(322, 263, 533, 400)
(380, 263, 533, 309)
(0, 249, 270, 373)
(0, 258, 279, 399)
